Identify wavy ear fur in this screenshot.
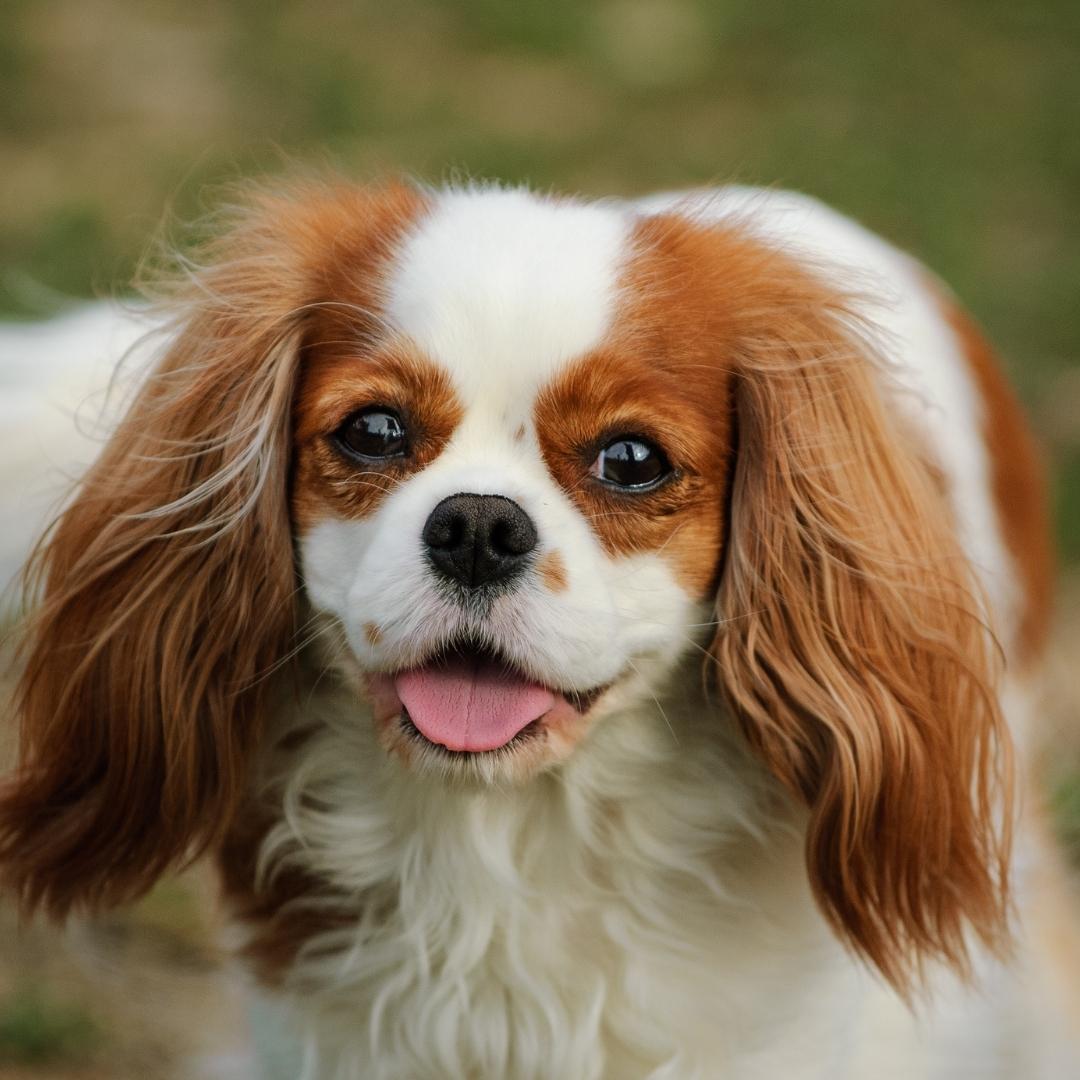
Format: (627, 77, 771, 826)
(0, 180, 424, 917)
(675, 219, 1016, 992)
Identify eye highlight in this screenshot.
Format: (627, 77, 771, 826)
(591, 436, 671, 490)
(334, 407, 408, 460)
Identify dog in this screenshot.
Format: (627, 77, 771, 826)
(2, 179, 1077, 1079)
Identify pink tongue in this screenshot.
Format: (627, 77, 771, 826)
(395, 655, 555, 752)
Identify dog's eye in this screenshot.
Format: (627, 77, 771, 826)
(335, 408, 407, 459)
(591, 436, 670, 490)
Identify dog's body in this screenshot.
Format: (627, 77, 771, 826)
(2, 183, 1077, 1078)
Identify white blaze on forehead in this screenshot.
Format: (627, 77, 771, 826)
(384, 186, 630, 409)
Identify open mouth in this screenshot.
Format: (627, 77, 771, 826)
(373, 639, 607, 756)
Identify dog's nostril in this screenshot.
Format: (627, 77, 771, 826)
(422, 493, 538, 588)
(490, 514, 537, 557)
(423, 513, 464, 551)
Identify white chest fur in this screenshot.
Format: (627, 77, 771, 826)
(251, 677, 898, 1080)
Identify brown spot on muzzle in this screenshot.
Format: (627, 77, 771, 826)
(537, 549, 569, 592)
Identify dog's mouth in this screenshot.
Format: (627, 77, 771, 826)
(369, 639, 608, 756)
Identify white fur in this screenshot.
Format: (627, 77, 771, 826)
(0, 303, 154, 609)
(387, 186, 628, 408)
(5, 186, 1076, 1078)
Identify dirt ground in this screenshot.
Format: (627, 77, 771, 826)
(0, 660, 255, 1078)
(0, 871, 254, 1080)
(1, 576, 1078, 1080)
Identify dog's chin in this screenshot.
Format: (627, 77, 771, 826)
(365, 640, 614, 784)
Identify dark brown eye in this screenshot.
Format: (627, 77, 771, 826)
(335, 408, 407, 460)
(591, 436, 670, 490)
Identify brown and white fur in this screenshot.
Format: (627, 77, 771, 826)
(1, 180, 1076, 1078)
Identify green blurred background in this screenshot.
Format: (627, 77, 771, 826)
(2, 0, 1078, 558)
(1, 2, 1077, 1076)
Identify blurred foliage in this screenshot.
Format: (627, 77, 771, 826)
(1052, 769, 1080, 864)
(0, 0, 1077, 554)
(0, 984, 100, 1065)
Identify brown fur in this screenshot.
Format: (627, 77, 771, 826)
(292, 343, 464, 532)
(533, 250, 737, 597)
(0, 180, 427, 917)
(536, 550, 569, 593)
(634, 214, 1014, 993)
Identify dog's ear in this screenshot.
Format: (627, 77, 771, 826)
(0, 180, 425, 917)
(692, 223, 1014, 992)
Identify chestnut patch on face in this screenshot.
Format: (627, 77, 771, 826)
(292, 343, 463, 530)
(533, 217, 742, 598)
(276, 182, 449, 533)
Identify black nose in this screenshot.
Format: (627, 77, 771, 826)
(422, 493, 538, 588)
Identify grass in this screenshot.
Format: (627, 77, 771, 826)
(0, 985, 100, 1066)
(1, 1, 1076, 560)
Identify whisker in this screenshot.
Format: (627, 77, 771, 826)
(242, 615, 344, 689)
(626, 656, 679, 746)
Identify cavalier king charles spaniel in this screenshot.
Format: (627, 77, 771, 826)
(2, 180, 1078, 1079)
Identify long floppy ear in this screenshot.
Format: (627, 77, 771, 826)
(0, 180, 424, 917)
(699, 224, 1013, 992)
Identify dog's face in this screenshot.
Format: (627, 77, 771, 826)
(1, 180, 1011, 993)
(293, 190, 731, 780)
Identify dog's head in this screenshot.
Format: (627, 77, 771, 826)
(0, 181, 1011, 990)
(293, 188, 736, 781)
